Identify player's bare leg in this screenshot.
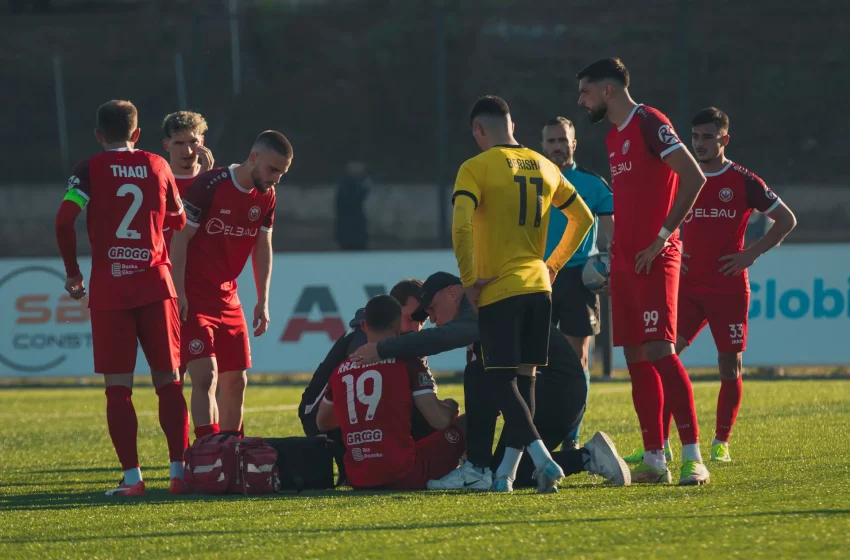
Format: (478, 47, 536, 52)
(218, 369, 248, 434)
(712, 351, 743, 462)
(151, 369, 190, 493)
(187, 357, 220, 438)
(644, 339, 709, 485)
(564, 335, 591, 448)
(103, 373, 145, 496)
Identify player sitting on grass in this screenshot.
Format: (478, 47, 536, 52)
(316, 295, 465, 490)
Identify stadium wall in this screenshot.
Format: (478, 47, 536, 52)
(0, 245, 848, 378)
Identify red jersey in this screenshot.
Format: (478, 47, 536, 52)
(323, 356, 437, 488)
(182, 165, 276, 308)
(163, 173, 200, 251)
(65, 148, 183, 310)
(606, 104, 684, 266)
(681, 161, 780, 294)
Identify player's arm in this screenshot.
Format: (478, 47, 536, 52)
(163, 165, 186, 232)
(170, 225, 198, 319)
(719, 179, 797, 275)
(55, 162, 91, 299)
(252, 227, 273, 336)
(316, 394, 339, 432)
(594, 176, 615, 252)
(658, 147, 707, 238)
(376, 310, 478, 359)
(451, 162, 482, 288)
(545, 176, 594, 275)
(408, 357, 458, 430)
(598, 215, 614, 251)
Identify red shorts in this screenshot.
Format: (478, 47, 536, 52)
(382, 425, 466, 490)
(678, 289, 749, 353)
(610, 248, 680, 347)
(90, 298, 180, 374)
(182, 304, 251, 372)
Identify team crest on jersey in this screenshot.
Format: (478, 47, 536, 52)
(445, 429, 460, 444)
(249, 206, 262, 221)
(621, 140, 630, 155)
(188, 339, 204, 355)
(719, 188, 734, 203)
(66, 175, 80, 191)
(657, 124, 679, 145)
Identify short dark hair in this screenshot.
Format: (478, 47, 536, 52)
(253, 130, 293, 158)
(364, 295, 402, 331)
(469, 95, 511, 125)
(576, 58, 630, 88)
(390, 278, 423, 306)
(97, 100, 138, 143)
(692, 107, 730, 133)
(545, 116, 575, 130)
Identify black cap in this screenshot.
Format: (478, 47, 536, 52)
(411, 271, 462, 322)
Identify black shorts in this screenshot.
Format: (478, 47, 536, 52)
(478, 291, 552, 370)
(551, 265, 601, 338)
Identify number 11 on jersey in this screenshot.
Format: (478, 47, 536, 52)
(514, 175, 543, 227)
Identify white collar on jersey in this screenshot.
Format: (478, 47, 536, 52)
(173, 173, 199, 179)
(228, 164, 253, 193)
(108, 147, 137, 152)
(703, 161, 734, 177)
(617, 104, 643, 131)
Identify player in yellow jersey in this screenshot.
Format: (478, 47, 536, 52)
(429, 96, 593, 493)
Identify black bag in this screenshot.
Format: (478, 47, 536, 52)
(264, 437, 336, 492)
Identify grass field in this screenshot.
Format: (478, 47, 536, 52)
(1, 379, 849, 558)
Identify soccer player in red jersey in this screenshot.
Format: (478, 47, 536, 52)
(316, 295, 465, 490)
(675, 107, 796, 462)
(170, 130, 291, 440)
(577, 58, 710, 485)
(160, 111, 215, 252)
(54, 100, 190, 496)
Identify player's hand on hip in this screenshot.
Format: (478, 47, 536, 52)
(349, 343, 379, 365)
(634, 237, 668, 275)
(196, 145, 215, 173)
(177, 292, 189, 322)
(718, 249, 756, 276)
(253, 303, 270, 336)
(547, 266, 557, 285)
(681, 252, 690, 275)
(443, 398, 460, 415)
(464, 277, 497, 313)
(64, 274, 86, 300)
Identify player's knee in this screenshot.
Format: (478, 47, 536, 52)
(220, 370, 248, 395)
(718, 352, 742, 379)
(623, 345, 647, 363)
(644, 340, 675, 362)
(151, 370, 179, 388)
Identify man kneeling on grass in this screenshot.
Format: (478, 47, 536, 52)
(316, 295, 465, 490)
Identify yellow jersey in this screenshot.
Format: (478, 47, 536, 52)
(451, 144, 593, 308)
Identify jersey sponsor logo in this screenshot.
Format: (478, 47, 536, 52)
(719, 188, 734, 203)
(346, 429, 383, 446)
(351, 448, 364, 462)
(445, 429, 460, 444)
(110, 165, 148, 179)
(205, 218, 259, 237)
(66, 175, 80, 191)
(0, 266, 92, 373)
(658, 125, 679, 145)
(621, 140, 630, 155)
(684, 207, 738, 222)
(609, 152, 616, 158)
(610, 161, 632, 177)
(248, 206, 262, 221)
(108, 246, 151, 262)
(188, 339, 204, 355)
(220, 209, 231, 215)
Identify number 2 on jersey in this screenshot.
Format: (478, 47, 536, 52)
(116, 183, 143, 240)
(514, 175, 543, 227)
(341, 370, 383, 424)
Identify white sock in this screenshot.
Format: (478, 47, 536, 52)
(123, 467, 142, 486)
(496, 447, 523, 480)
(170, 461, 185, 480)
(712, 438, 727, 446)
(682, 443, 703, 463)
(643, 449, 666, 470)
(527, 440, 553, 469)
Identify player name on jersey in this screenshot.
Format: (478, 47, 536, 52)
(505, 158, 541, 171)
(110, 165, 148, 179)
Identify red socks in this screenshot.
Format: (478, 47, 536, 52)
(716, 376, 743, 442)
(155, 382, 190, 462)
(194, 423, 220, 439)
(654, 354, 699, 445)
(105, 386, 139, 471)
(627, 361, 665, 451)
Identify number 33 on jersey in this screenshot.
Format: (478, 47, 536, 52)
(63, 148, 184, 311)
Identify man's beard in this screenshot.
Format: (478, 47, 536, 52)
(545, 151, 569, 167)
(251, 167, 269, 193)
(588, 104, 608, 124)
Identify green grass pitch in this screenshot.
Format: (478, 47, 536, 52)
(1, 380, 849, 558)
